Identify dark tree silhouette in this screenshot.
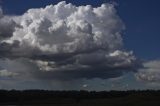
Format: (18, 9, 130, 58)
(0, 89, 160, 105)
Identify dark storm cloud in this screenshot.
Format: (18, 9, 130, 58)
(0, 18, 17, 39)
(33, 64, 138, 80)
(0, 9, 19, 40)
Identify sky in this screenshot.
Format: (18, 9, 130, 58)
(0, 0, 160, 90)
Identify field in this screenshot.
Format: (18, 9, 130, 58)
(0, 90, 160, 106)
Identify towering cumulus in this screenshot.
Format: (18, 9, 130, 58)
(0, 2, 139, 83)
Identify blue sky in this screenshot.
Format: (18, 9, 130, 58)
(0, 0, 160, 90)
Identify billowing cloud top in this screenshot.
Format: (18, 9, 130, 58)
(0, 1, 139, 80)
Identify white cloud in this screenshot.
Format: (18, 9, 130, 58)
(4, 1, 124, 54)
(82, 84, 88, 88)
(136, 60, 160, 82)
(35, 60, 55, 71)
(0, 1, 138, 80)
(0, 69, 18, 77)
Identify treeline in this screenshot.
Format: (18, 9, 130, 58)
(0, 90, 160, 105)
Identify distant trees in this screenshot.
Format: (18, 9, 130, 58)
(0, 90, 160, 105)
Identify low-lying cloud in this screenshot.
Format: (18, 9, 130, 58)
(136, 60, 160, 82)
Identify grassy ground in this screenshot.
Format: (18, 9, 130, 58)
(1, 90, 160, 106)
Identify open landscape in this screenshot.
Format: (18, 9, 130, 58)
(0, 90, 160, 106)
(0, 0, 160, 106)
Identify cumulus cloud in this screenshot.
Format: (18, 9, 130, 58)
(0, 1, 139, 80)
(0, 8, 19, 40)
(136, 60, 160, 82)
(0, 58, 36, 80)
(0, 69, 18, 78)
(82, 84, 88, 88)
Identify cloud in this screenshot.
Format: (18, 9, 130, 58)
(82, 84, 88, 88)
(0, 8, 2, 17)
(0, 69, 18, 78)
(0, 8, 19, 40)
(0, 1, 140, 81)
(0, 58, 37, 80)
(136, 60, 160, 82)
